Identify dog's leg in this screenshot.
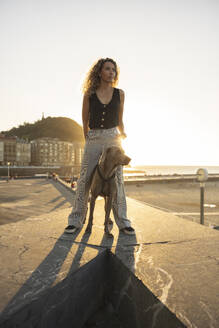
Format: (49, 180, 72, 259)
(86, 195, 96, 233)
(82, 206, 88, 224)
(104, 195, 113, 238)
(104, 196, 113, 225)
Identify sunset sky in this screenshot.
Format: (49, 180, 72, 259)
(1, 0, 219, 165)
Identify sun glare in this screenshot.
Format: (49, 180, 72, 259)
(121, 135, 143, 166)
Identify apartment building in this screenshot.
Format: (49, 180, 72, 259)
(31, 138, 84, 166)
(0, 134, 31, 165)
(0, 139, 4, 163)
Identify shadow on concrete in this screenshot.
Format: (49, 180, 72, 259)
(47, 195, 63, 204)
(115, 231, 137, 273)
(50, 180, 75, 206)
(0, 231, 80, 323)
(98, 231, 115, 251)
(0, 250, 187, 328)
(66, 226, 115, 276)
(67, 231, 92, 275)
(50, 199, 69, 212)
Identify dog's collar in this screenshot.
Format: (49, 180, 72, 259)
(96, 164, 116, 182)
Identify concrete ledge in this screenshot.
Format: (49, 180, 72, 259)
(0, 182, 218, 327)
(0, 251, 109, 328)
(0, 250, 186, 328)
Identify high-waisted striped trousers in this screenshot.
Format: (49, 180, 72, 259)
(68, 127, 131, 229)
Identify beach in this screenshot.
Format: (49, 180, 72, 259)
(125, 180, 219, 228)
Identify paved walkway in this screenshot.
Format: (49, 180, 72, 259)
(125, 180, 219, 228)
(0, 179, 73, 225)
(0, 179, 218, 327)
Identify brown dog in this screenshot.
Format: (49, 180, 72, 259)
(85, 146, 131, 238)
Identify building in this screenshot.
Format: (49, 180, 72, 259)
(0, 139, 4, 163)
(0, 134, 31, 166)
(74, 142, 84, 166)
(16, 141, 31, 165)
(30, 138, 84, 167)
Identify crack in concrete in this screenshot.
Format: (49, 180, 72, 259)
(8, 246, 31, 285)
(56, 237, 199, 250)
(47, 236, 219, 269)
(18, 245, 29, 259)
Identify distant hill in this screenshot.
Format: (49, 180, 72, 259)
(1, 117, 84, 142)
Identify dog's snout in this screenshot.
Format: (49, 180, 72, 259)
(123, 155, 131, 165)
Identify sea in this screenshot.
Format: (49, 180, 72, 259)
(133, 165, 219, 176)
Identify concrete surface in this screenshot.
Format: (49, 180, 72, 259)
(0, 179, 219, 327)
(0, 250, 187, 328)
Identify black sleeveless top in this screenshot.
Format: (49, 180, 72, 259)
(89, 88, 120, 129)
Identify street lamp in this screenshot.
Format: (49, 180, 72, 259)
(196, 168, 208, 225)
(7, 162, 10, 182)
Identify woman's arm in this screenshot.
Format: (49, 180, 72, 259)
(82, 94, 90, 139)
(118, 89, 127, 138)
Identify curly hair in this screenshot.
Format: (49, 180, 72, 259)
(82, 58, 120, 96)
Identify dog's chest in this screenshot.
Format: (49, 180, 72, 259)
(100, 183, 112, 197)
(99, 181, 116, 197)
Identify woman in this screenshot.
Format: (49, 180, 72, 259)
(65, 58, 135, 235)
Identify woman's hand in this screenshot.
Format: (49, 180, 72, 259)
(120, 132, 127, 139)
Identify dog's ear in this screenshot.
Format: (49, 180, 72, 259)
(116, 147, 123, 155)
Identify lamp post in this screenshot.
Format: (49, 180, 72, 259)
(7, 162, 10, 182)
(196, 168, 208, 225)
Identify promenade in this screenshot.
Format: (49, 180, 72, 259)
(0, 179, 218, 327)
(125, 179, 219, 228)
(0, 179, 73, 225)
